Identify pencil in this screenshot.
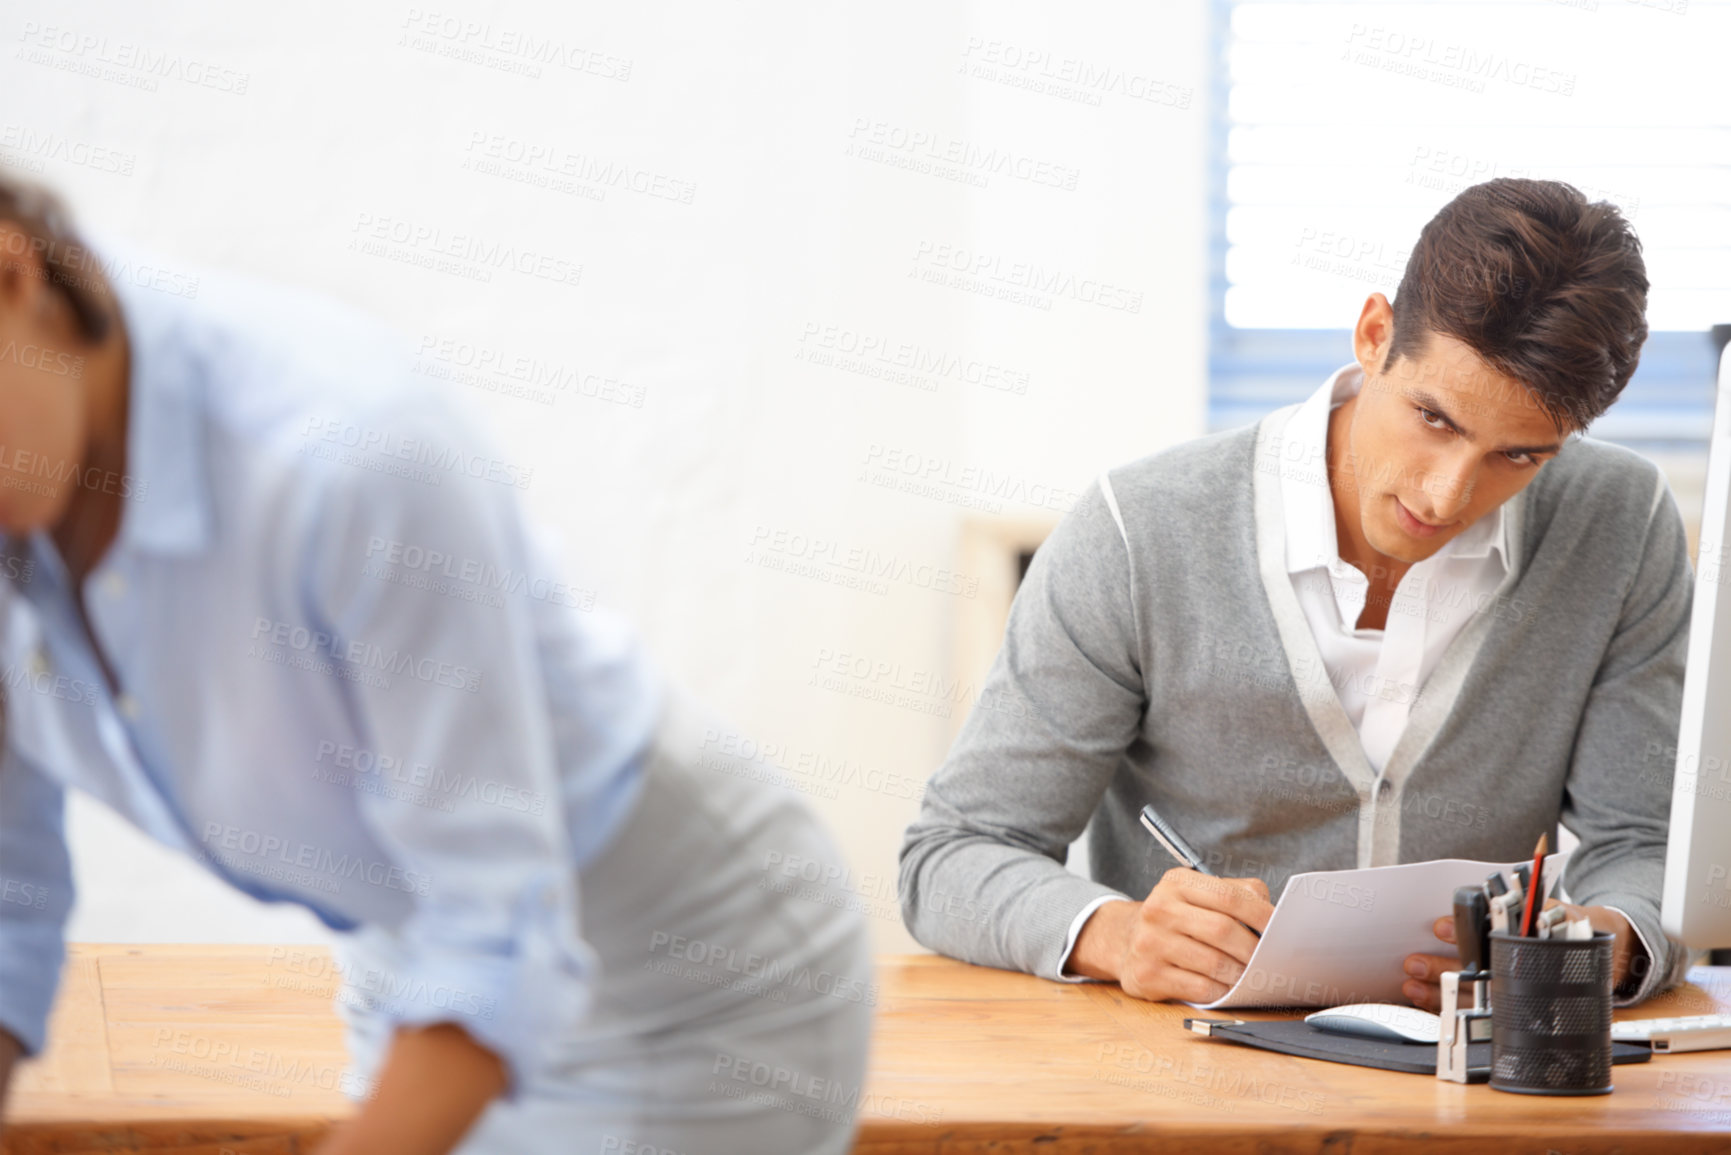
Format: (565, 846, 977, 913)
(1520, 832, 1548, 937)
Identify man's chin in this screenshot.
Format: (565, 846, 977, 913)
(1364, 519, 1447, 566)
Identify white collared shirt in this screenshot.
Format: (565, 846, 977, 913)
(1281, 363, 1509, 774)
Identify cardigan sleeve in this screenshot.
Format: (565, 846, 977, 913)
(899, 476, 1148, 979)
(1558, 465, 1693, 1005)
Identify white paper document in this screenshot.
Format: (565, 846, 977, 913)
(1187, 853, 1570, 1010)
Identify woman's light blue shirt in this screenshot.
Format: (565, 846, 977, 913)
(0, 245, 662, 1098)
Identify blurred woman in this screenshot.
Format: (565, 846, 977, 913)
(0, 173, 872, 1155)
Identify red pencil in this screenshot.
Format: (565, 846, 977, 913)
(1520, 832, 1549, 937)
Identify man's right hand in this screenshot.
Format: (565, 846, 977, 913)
(1065, 867, 1274, 1003)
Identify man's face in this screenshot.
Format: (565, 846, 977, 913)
(1338, 303, 1571, 567)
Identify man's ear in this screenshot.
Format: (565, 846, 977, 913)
(1352, 293, 1395, 378)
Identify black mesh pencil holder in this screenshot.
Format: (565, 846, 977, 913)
(1487, 929, 1614, 1095)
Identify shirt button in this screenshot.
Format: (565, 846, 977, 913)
(102, 572, 127, 598)
(117, 693, 141, 720)
(29, 647, 49, 677)
(1376, 779, 1392, 800)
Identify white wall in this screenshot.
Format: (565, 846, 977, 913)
(1, 0, 1209, 955)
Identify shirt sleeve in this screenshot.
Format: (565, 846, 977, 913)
(899, 477, 1143, 980)
(0, 743, 76, 1057)
(1558, 466, 1692, 1007)
(302, 408, 595, 1102)
(1055, 894, 1123, 983)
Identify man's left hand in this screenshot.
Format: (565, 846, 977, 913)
(1400, 901, 1637, 1012)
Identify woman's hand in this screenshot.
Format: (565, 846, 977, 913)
(314, 1022, 506, 1155)
(0, 1027, 22, 1131)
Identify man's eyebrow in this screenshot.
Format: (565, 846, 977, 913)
(1408, 388, 1563, 456)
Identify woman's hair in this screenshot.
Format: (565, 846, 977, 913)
(1387, 177, 1649, 433)
(0, 167, 113, 343)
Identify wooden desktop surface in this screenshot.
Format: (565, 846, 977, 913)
(5, 947, 1731, 1153)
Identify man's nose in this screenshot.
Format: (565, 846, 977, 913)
(1419, 453, 1477, 519)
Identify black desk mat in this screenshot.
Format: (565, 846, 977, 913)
(1186, 1017, 1652, 1076)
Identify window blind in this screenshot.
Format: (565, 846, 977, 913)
(1208, 0, 1731, 446)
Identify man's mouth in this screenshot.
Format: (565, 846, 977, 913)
(1393, 498, 1451, 539)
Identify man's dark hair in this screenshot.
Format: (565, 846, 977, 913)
(1386, 177, 1648, 432)
(0, 168, 113, 344)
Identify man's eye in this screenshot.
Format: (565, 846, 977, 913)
(1503, 450, 1537, 466)
(1417, 407, 1447, 430)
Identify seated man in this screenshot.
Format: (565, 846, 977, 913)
(899, 177, 1691, 1011)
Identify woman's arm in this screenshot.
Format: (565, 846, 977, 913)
(0, 745, 78, 1130)
(315, 1023, 505, 1155)
(297, 418, 606, 1122)
(0, 1026, 21, 1117)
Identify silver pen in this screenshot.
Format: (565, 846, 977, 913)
(1140, 803, 1213, 875)
(1139, 803, 1262, 938)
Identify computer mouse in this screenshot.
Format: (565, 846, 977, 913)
(1304, 1003, 1441, 1044)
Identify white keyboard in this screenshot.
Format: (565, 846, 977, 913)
(1610, 1013, 1731, 1053)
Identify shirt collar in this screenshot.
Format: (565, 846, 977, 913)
(1281, 362, 1508, 576)
(94, 235, 213, 556)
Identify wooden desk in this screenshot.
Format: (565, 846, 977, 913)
(6, 947, 1731, 1153)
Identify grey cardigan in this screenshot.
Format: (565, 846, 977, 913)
(899, 406, 1693, 1005)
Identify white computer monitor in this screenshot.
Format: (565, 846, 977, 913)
(1661, 338, 1731, 948)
